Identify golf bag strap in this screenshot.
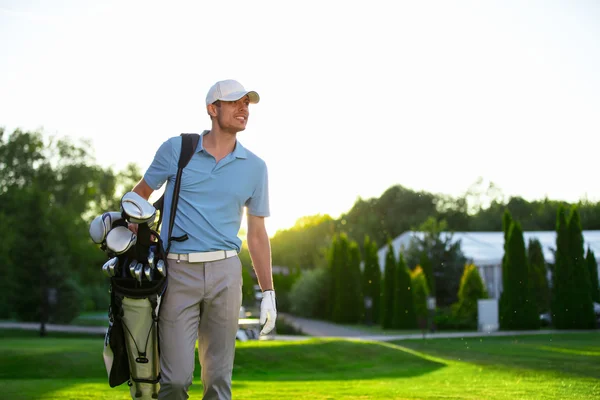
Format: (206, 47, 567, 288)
(165, 133, 200, 254)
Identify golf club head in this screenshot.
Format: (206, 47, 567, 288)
(107, 257, 118, 277)
(147, 249, 155, 269)
(135, 263, 144, 284)
(129, 259, 138, 278)
(105, 226, 137, 255)
(156, 259, 166, 277)
(102, 260, 112, 277)
(89, 211, 122, 244)
(144, 265, 153, 281)
(121, 192, 157, 226)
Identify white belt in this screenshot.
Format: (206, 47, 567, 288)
(167, 250, 237, 263)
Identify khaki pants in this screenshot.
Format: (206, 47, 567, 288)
(157, 255, 243, 400)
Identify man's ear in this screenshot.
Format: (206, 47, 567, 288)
(207, 104, 218, 117)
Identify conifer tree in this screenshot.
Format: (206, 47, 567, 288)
(332, 233, 351, 323)
(552, 205, 571, 328)
(381, 241, 396, 329)
(362, 235, 381, 324)
(392, 253, 417, 329)
(566, 207, 596, 329)
(586, 247, 600, 303)
(527, 238, 550, 313)
(500, 221, 539, 329)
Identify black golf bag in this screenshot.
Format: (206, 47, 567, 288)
(101, 210, 168, 399)
(93, 133, 200, 399)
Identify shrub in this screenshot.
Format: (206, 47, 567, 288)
(410, 266, 430, 329)
(289, 267, 330, 319)
(453, 263, 487, 327)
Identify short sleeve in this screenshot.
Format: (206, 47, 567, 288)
(143, 139, 175, 190)
(246, 161, 270, 217)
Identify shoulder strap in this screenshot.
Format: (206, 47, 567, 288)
(154, 133, 200, 254)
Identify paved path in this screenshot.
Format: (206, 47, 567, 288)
(277, 313, 599, 342)
(2, 317, 598, 342)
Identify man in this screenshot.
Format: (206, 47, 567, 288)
(130, 79, 277, 400)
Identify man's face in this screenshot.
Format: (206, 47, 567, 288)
(212, 96, 251, 133)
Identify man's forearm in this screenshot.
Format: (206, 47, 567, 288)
(247, 231, 273, 292)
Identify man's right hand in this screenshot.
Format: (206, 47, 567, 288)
(128, 222, 139, 234)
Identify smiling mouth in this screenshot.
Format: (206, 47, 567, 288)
(235, 116, 247, 122)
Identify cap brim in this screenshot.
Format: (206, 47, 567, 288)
(219, 90, 260, 104)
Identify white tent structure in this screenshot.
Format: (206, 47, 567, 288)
(378, 230, 600, 299)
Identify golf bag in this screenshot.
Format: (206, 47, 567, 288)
(92, 133, 200, 399)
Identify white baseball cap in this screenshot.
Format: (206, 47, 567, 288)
(205, 79, 260, 106)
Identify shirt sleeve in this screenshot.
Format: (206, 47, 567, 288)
(246, 161, 270, 217)
(143, 138, 175, 190)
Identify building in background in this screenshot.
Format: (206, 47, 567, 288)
(378, 230, 600, 299)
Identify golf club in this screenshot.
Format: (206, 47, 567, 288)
(135, 263, 144, 284)
(105, 226, 137, 255)
(121, 192, 156, 225)
(129, 259, 138, 278)
(102, 261, 111, 277)
(156, 259, 166, 277)
(107, 257, 118, 277)
(147, 248, 155, 269)
(144, 265, 153, 281)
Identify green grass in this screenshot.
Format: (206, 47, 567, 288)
(0, 329, 598, 399)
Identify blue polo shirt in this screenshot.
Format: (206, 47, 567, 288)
(143, 130, 269, 253)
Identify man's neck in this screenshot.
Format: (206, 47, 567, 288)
(203, 128, 237, 162)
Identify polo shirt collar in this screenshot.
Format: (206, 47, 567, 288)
(198, 130, 247, 159)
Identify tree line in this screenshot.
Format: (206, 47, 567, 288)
(0, 128, 141, 332)
(262, 182, 600, 272)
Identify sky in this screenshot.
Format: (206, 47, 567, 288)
(1, 0, 599, 236)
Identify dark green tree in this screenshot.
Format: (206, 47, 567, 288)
(586, 247, 600, 303)
(552, 204, 571, 328)
(362, 235, 381, 324)
(527, 238, 550, 313)
(381, 241, 396, 329)
(332, 233, 362, 323)
(344, 241, 364, 323)
(566, 207, 596, 329)
(0, 128, 124, 328)
(499, 220, 539, 330)
(404, 217, 467, 307)
(392, 253, 417, 329)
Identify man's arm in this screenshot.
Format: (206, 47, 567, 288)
(246, 214, 273, 291)
(247, 214, 276, 335)
(132, 178, 154, 200)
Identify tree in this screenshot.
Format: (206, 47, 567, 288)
(346, 241, 364, 323)
(331, 233, 363, 323)
(362, 235, 381, 324)
(552, 204, 571, 328)
(587, 247, 600, 303)
(527, 238, 550, 313)
(392, 253, 417, 329)
(404, 217, 467, 307)
(499, 220, 539, 330)
(381, 241, 396, 329)
(566, 207, 596, 328)
(0, 128, 133, 328)
(453, 264, 488, 328)
(410, 266, 430, 329)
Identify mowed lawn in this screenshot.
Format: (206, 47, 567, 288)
(0, 329, 598, 399)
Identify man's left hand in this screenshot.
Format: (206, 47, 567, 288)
(259, 290, 277, 335)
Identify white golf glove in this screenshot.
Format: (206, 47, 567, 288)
(259, 290, 277, 335)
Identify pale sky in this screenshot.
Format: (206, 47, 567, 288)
(1, 0, 599, 236)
